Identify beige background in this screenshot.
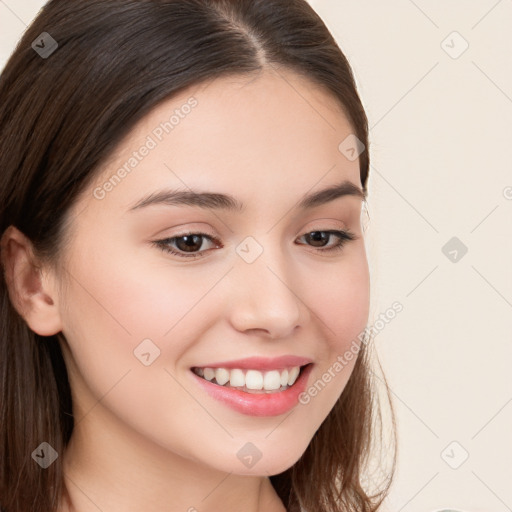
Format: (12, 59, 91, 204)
(1, 1, 511, 511)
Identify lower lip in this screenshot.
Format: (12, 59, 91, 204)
(190, 364, 314, 417)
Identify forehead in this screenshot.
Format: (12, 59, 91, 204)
(78, 67, 361, 219)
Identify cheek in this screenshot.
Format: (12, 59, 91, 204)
(58, 240, 231, 416)
(296, 248, 369, 415)
(57, 240, 204, 395)
(309, 250, 370, 351)
(67, 239, 220, 342)
(58, 253, 213, 454)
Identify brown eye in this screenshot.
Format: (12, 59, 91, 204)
(297, 230, 356, 253)
(153, 232, 221, 259)
(304, 231, 330, 247)
(174, 234, 206, 253)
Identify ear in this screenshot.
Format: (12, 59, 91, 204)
(0, 225, 63, 336)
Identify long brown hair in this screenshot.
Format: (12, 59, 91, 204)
(0, 1, 396, 510)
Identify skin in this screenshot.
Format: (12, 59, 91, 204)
(1, 66, 370, 512)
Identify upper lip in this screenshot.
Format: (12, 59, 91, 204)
(192, 355, 313, 371)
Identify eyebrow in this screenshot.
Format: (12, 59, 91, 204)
(128, 179, 366, 213)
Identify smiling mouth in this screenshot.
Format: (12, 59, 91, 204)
(191, 364, 312, 394)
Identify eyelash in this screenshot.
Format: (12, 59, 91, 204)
(152, 229, 356, 260)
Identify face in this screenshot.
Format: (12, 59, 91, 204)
(52, 67, 370, 476)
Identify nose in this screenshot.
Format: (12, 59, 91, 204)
(227, 248, 306, 339)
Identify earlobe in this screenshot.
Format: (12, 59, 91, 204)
(0, 225, 63, 336)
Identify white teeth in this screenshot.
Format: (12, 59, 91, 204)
(203, 368, 215, 381)
(215, 368, 230, 386)
(245, 370, 264, 390)
(193, 365, 305, 392)
(287, 366, 300, 386)
(229, 369, 245, 387)
(263, 370, 282, 391)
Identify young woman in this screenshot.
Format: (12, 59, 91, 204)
(0, 1, 395, 511)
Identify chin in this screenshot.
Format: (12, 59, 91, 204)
(235, 446, 308, 476)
